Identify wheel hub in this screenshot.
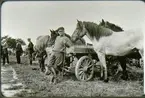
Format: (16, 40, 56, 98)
(83, 66, 88, 72)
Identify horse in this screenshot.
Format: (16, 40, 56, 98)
(99, 19, 142, 68)
(35, 30, 58, 72)
(71, 20, 143, 82)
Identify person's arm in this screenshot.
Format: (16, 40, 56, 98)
(64, 37, 73, 48)
(31, 42, 34, 48)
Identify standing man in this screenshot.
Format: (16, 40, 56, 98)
(27, 38, 34, 65)
(16, 40, 23, 64)
(45, 27, 73, 83)
(1, 43, 9, 65)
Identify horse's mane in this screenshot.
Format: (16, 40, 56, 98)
(47, 31, 58, 47)
(99, 19, 123, 32)
(83, 21, 113, 40)
(65, 33, 71, 39)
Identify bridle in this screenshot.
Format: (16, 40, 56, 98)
(72, 24, 86, 42)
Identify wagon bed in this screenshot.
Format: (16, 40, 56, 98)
(67, 45, 96, 54)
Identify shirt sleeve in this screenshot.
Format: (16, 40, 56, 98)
(64, 37, 73, 48)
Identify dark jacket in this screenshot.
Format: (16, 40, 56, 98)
(28, 42, 34, 53)
(16, 43, 23, 54)
(1, 45, 8, 55)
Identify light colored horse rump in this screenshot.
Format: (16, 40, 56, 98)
(92, 29, 143, 56)
(35, 35, 50, 72)
(35, 35, 50, 51)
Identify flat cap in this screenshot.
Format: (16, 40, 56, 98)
(27, 38, 31, 41)
(57, 27, 64, 31)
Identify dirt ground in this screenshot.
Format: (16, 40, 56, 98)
(1, 55, 144, 97)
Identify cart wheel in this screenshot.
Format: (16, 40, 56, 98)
(75, 56, 94, 81)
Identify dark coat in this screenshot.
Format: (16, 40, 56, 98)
(16, 43, 23, 55)
(28, 42, 34, 53)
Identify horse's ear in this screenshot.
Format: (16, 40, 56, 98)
(102, 19, 105, 23)
(77, 19, 82, 24)
(77, 19, 79, 23)
(77, 20, 83, 25)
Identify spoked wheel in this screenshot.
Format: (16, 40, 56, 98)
(75, 56, 94, 81)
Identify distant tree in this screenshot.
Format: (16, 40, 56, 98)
(1, 36, 26, 51)
(6, 37, 16, 50)
(16, 38, 26, 45)
(1, 35, 9, 41)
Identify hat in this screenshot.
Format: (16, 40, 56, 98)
(57, 27, 64, 31)
(3, 42, 8, 48)
(27, 38, 31, 41)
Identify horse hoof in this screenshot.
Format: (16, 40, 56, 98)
(104, 78, 109, 82)
(100, 77, 104, 80)
(121, 76, 128, 80)
(45, 71, 51, 75)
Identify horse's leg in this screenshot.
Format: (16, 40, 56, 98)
(113, 57, 123, 80)
(100, 64, 104, 80)
(42, 58, 45, 72)
(40, 59, 43, 72)
(97, 51, 108, 82)
(138, 49, 144, 68)
(118, 56, 128, 80)
(38, 59, 42, 71)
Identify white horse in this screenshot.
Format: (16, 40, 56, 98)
(71, 20, 144, 82)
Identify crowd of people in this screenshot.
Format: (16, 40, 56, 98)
(1, 38, 34, 65)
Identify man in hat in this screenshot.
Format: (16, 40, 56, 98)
(1, 43, 9, 65)
(45, 27, 73, 83)
(27, 38, 34, 65)
(16, 40, 23, 64)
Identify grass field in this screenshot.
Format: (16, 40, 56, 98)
(2, 55, 144, 97)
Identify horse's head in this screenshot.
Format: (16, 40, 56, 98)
(99, 19, 110, 28)
(99, 19, 123, 32)
(71, 20, 87, 42)
(50, 29, 59, 39)
(47, 29, 59, 47)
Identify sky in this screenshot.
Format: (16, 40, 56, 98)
(1, 1, 145, 45)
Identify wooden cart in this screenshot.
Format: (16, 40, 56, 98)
(63, 45, 101, 81)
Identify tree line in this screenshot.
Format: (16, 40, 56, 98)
(1, 35, 26, 51)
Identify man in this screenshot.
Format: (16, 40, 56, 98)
(27, 38, 34, 65)
(16, 40, 23, 64)
(1, 43, 9, 65)
(45, 27, 73, 83)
